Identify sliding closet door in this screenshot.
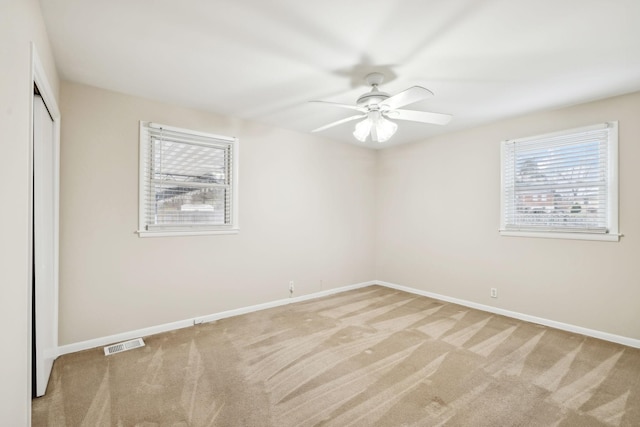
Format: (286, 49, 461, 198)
(33, 94, 56, 397)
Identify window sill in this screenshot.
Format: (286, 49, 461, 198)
(499, 230, 620, 242)
(136, 228, 239, 238)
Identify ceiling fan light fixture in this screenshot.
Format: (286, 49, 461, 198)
(353, 111, 398, 143)
(353, 117, 372, 142)
(374, 116, 398, 143)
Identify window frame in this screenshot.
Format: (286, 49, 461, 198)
(137, 121, 239, 237)
(499, 122, 619, 242)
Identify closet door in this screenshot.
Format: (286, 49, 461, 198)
(33, 94, 56, 397)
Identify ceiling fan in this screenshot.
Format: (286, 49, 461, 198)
(311, 72, 452, 143)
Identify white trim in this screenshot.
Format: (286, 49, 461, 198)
(607, 121, 619, 237)
(499, 141, 507, 235)
(499, 230, 621, 242)
(33, 48, 61, 351)
(377, 280, 640, 349)
(57, 318, 194, 357)
(136, 228, 240, 237)
(500, 121, 619, 242)
(231, 137, 240, 229)
(56, 281, 375, 356)
(504, 122, 609, 144)
(29, 43, 61, 407)
(138, 122, 146, 233)
(56, 279, 640, 357)
(138, 121, 240, 237)
(149, 121, 237, 143)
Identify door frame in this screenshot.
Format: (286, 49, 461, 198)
(28, 43, 60, 402)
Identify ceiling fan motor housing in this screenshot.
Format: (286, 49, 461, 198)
(356, 89, 390, 108)
(357, 72, 391, 108)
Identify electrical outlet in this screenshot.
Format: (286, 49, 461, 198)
(490, 288, 498, 298)
(289, 280, 295, 294)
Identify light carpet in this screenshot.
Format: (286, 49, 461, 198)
(32, 285, 640, 426)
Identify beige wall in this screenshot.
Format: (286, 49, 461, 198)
(376, 91, 640, 340)
(60, 84, 640, 346)
(58, 82, 377, 344)
(0, 0, 59, 424)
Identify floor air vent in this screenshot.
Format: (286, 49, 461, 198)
(104, 338, 145, 356)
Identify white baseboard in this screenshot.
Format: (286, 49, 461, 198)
(56, 280, 376, 356)
(377, 280, 640, 349)
(57, 278, 639, 356)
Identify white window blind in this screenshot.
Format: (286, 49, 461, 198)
(500, 122, 618, 241)
(138, 121, 238, 236)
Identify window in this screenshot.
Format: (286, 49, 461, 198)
(138, 121, 238, 237)
(500, 122, 619, 241)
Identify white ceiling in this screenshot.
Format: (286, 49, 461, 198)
(40, 0, 640, 148)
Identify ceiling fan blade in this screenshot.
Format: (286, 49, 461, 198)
(310, 100, 367, 112)
(381, 86, 434, 110)
(312, 114, 366, 133)
(388, 109, 452, 125)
